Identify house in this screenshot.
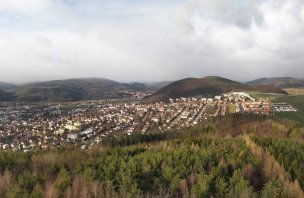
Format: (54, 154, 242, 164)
(65, 123, 81, 131)
(54, 128, 65, 136)
(80, 128, 93, 136)
(215, 96, 222, 100)
(68, 133, 78, 140)
(2, 144, 9, 150)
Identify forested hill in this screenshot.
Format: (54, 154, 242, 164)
(144, 76, 252, 103)
(251, 85, 288, 95)
(143, 76, 287, 103)
(0, 82, 16, 91)
(247, 77, 304, 88)
(0, 89, 16, 101)
(14, 78, 145, 102)
(0, 78, 152, 102)
(0, 77, 289, 102)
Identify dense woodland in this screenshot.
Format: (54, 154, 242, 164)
(0, 115, 304, 198)
(254, 137, 304, 189)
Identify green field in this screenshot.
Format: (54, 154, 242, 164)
(275, 112, 304, 125)
(249, 92, 304, 125)
(272, 95, 304, 125)
(248, 92, 286, 100)
(273, 95, 304, 109)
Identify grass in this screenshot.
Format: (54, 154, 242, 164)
(275, 112, 304, 125)
(272, 95, 304, 126)
(247, 92, 304, 126)
(273, 95, 304, 110)
(248, 92, 286, 100)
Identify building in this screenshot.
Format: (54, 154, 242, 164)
(54, 128, 65, 136)
(68, 133, 78, 140)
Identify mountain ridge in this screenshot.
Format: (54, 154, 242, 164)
(14, 78, 148, 102)
(0, 76, 292, 102)
(247, 77, 304, 88)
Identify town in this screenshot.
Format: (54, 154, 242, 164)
(0, 92, 295, 152)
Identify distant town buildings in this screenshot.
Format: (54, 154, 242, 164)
(0, 92, 297, 152)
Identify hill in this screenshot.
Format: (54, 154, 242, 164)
(247, 77, 304, 88)
(251, 85, 288, 95)
(0, 77, 291, 103)
(0, 90, 16, 101)
(125, 82, 147, 91)
(15, 86, 84, 102)
(0, 82, 16, 91)
(144, 76, 253, 102)
(144, 81, 172, 91)
(14, 78, 146, 102)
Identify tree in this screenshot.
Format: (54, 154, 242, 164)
(31, 184, 44, 198)
(54, 168, 72, 197)
(191, 174, 209, 197)
(0, 170, 13, 195)
(215, 177, 228, 197)
(228, 171, 254, 198)
(261, 180, 286, 198)
(7, 184, 26, 198)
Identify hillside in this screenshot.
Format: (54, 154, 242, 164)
(144, 76, 254, 102)
(0, 82, 16, 91)
(0, 77, 291, 103)
(15, 87, 84, 102)
(144, 81, 172, 91)
(0, 90, 16, 101)
(247, 77, 304, 88)
(14, 78, 146, 102)
(0, 78, 168, 102)
(251, 85, 288, 95)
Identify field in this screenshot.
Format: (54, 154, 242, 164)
(249, 91, 304, 126)
(272, 95, 304, 125)
(247, 92, 286, 100)
(283, 87, 304, 95)
(275, 112, 304, 125)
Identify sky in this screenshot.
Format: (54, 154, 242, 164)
(0, 0, 304, 84)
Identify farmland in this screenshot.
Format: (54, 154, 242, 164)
(248, 92, 286, 100)
(272, 95, 304, 125)
(249, 91, 304, 126)
(283, 87, 304, 95)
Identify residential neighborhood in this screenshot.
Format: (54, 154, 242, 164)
(0, 92, 295, 152)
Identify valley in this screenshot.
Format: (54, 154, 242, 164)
(0, 76, 304, 198)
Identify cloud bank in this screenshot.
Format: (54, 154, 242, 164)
(0, 0, 304, 83)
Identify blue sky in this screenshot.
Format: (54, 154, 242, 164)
(0, 0, 304, 83)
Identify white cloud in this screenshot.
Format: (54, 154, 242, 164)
(0, 0, 304, 83)
(170, 0, 304, 79)
(0, 0, 73, 19)
(0, 0, 51, 15)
